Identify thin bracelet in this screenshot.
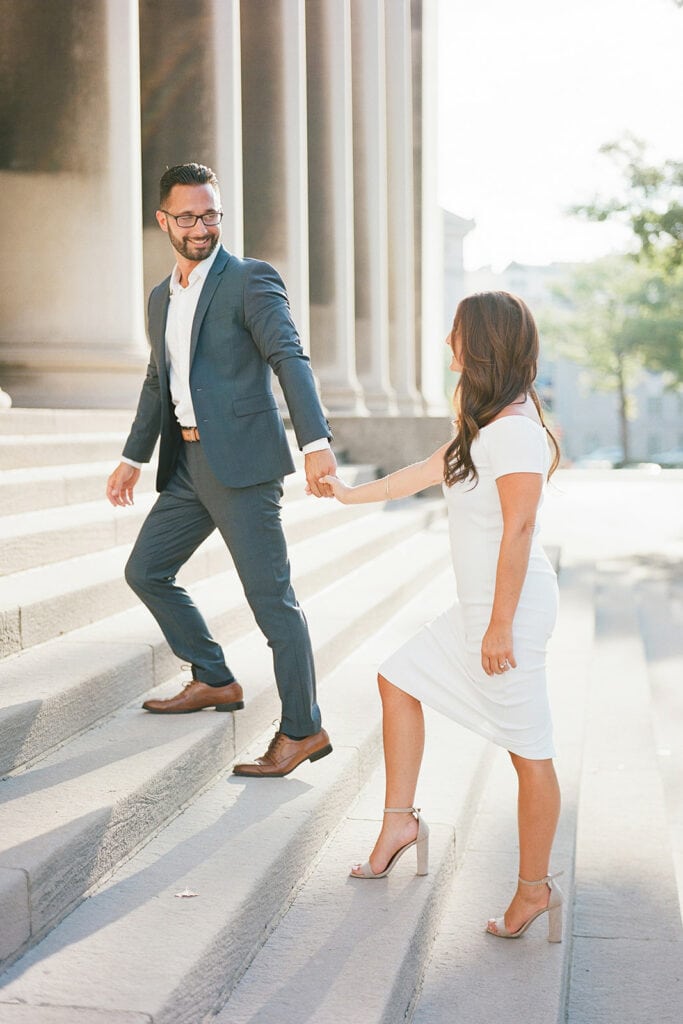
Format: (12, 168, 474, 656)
(385, 474, 391, 500)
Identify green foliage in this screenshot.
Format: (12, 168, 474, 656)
(550, 256, 683, 382)
(547, 255, 683, 461)
(549, 256, 643, 382)
(623, 262, 683, 380)
(572, 135, 683, 271)
(568, 135, 683, 389)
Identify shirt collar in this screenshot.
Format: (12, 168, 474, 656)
(170, 242, 222, 292)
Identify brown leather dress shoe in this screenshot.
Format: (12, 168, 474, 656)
(142, 679, 244, 714)
(232, 728, 332, 777)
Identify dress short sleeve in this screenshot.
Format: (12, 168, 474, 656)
(480, 417, 549, 479)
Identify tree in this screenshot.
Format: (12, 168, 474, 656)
(565, 136, 683, 459)
(549, 256, 683, 463)
(572, 135, 683, 273)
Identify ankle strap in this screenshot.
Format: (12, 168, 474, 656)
(518, 871, 564, 886)
(384, 807, 420, 814)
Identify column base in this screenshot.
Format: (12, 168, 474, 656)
(0, 343, 146, 409)
(394, 388, 424, 416)
(316, 374, 369, 416)
(359, 385, 398, 416)
(326, 414, 452, 473)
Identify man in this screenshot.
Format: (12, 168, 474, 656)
(106, 162, 336, 778)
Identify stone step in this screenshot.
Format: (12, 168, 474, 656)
(0, 493, 157, 576)
(0, 455, 375, 518)
(0, 563, 457, 1021)
(220, 561, 591, 1024)
(0, 409, 136, 435)
(0, 523, 448, 973)
(0, 491, 376, 657)
(220, 715, 490, 1024)
(565, 562, 683, 1023)
(0, 461, 157, 516)
(0, 501, 445, 774)
(0, 433, 132, 470)
(0, 466, 376, 576)
(0, 426, 308, 471)
(409, 562, 594, 1024)
(634, 557, 683, 908)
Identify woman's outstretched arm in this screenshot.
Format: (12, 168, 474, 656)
(316, 443, 449, 505)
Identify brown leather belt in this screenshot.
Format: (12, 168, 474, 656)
(180, 426, 200, 442)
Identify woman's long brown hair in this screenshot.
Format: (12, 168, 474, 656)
(443, 291, 560, 487)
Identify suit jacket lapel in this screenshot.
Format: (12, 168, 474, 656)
(148, 278, 171, 386)
(189, 246, 230, 367)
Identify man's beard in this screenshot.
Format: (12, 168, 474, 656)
(168, 225, 220, 262)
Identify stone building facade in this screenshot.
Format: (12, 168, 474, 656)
(0, 0, 445, 422)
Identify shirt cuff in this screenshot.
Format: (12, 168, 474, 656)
(302, 438, 331, 455)
(121, 456, 143, 469)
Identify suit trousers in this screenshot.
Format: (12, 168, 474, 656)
(124, 442, 321, 737)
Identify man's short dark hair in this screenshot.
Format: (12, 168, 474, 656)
(159, 163, 220, 207)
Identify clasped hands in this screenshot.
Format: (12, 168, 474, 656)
(303, 450, 338, 498)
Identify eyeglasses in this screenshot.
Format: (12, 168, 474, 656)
(160, 210, 223, 228)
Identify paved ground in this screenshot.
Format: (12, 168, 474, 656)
(542, 468, 683, 896)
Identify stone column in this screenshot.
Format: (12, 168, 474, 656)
(240, 0, 309, 351)
(306, 0, 366, 414)
(350, 0, 396, 413)
(385, 0, 422, 414)
(283, 0, 311, 354)
(102, 0, 146, 356)
(416, 0, 446, 412)
(0, 0, 147, 408)
(140, 0, 243, 293)
(213, 0, 244, 258)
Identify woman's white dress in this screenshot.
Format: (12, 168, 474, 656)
(379, 415, 559, 760)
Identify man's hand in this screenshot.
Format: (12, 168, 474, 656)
(106, 462, 141, 507)
(304, 449, 337, 497)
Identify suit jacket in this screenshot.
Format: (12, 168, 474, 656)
(123, 246, 331, 491)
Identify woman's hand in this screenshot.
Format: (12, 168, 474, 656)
(481, 622, 517, 676)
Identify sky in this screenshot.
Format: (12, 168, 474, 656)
(437, 0, 683, 271)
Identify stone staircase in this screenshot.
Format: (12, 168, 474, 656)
(0, 408, 448, 1020)
(1, 415, 682, 1023)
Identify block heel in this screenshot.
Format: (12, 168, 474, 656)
(351, 807, 430, 879)
(486, 872, 564, 941)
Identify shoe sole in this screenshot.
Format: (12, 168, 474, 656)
(232, 742, 333, 778)
(142, 701, 245, 714)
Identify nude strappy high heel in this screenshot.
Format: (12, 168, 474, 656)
(486, 872, 564, 942)
(350, 807, 430, 879)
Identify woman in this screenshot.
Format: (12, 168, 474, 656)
(319, 291, 563, 941)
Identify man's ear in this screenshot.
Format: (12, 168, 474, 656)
(155, 209, 168, 233)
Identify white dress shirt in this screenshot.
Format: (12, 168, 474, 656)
(122, 250, 329, 468)
(166, 244, 220, 427)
